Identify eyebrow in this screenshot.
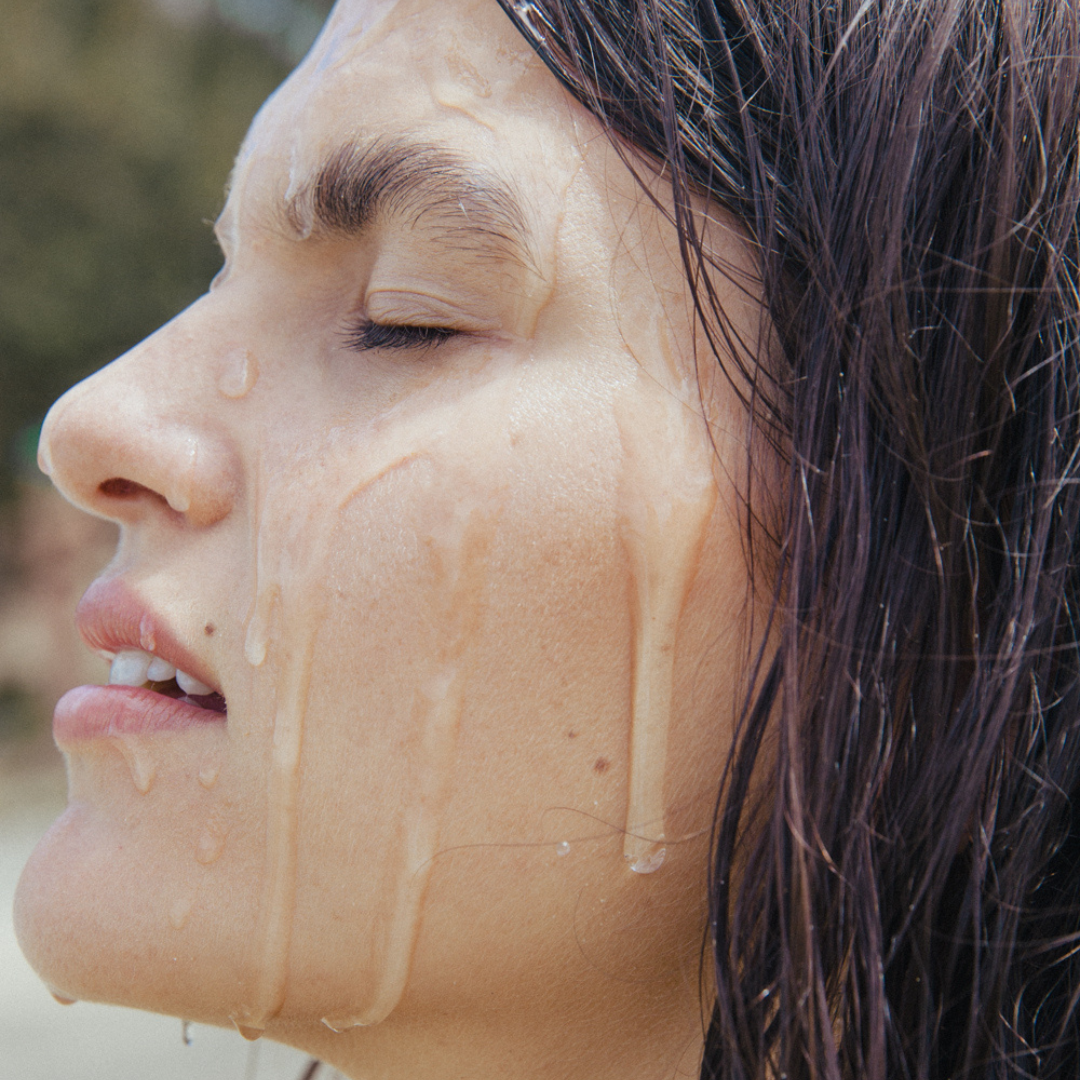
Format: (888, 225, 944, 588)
(286, 138, 538, 271)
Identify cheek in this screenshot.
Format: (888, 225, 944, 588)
(283, 377, 635, 1022)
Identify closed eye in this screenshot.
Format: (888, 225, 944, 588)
(346, 320, 460, 352)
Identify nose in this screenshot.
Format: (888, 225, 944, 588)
(39, 316, 242, 529)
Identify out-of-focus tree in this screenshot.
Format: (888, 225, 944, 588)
(0, 0, 327, 744)
(0, 0, 326, 500)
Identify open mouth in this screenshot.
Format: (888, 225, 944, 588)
(142, 679, 227, 714)
(107, 649, 227, 714)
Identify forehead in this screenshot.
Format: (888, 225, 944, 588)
(229, 0, 581, 223)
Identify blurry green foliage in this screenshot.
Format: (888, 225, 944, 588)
(0, 0, 318, 496)
(0, 684, 36, 741)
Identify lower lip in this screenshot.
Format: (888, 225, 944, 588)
(53, 685, 227, 746)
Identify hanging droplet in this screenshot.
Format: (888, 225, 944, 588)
(629, 845, 666, 875)
(48, 987, 77, 1006)
(181, 1019, 193, 1046)
(321, 1014, 369, 1033)
(233, 1019, 264, 1042)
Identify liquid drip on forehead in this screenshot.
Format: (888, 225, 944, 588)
(311, 0, 400, 74)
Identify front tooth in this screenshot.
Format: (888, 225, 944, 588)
(146, 657, 177, 683)
(109, 650, 152, 687)
(176, 669, 213, 696)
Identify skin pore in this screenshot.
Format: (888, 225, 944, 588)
(14, 1, 766, 1077)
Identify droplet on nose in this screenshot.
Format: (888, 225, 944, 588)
(218, 348, 260, 399)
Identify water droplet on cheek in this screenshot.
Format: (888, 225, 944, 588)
(218, 348, 260, 399)
(195, 830, 226, 866)
(556, 840, 571, 857)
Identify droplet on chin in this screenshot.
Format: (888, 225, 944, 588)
(198, 763, 220, 789)
(48, 987, 78, 1006)
(111, 736, 157, 794)
(232, 1019, 265, 1042)
(169, 892, 197, 930)
(321, 1014, 371, 1033)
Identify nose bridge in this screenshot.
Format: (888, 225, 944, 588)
(40, 311, 243, 529)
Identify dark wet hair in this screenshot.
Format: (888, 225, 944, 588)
(497, 1, 1080, 1077)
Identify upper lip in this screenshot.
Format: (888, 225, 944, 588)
(76, 576, 221, 694)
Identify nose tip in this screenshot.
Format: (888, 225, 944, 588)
(41, 365, 241, 529)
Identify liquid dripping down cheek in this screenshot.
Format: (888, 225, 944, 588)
(321, 501, 493, 1033)
(231, 462, 328, 1037)
(615, 382, 717, 875)
(232, 422, 483, 1035)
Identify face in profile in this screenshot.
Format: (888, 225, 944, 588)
(15, 0, 763, 1073)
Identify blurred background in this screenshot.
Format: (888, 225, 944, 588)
(0, 0, 340, 1073)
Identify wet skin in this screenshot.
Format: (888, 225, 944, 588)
(14, 1, 766, 1077)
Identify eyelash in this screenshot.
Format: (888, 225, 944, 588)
(346, 319, 460, 352)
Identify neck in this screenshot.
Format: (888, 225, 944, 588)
(273, 963, 708, 1080)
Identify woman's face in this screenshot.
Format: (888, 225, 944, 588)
(16, 0, 761, 1072)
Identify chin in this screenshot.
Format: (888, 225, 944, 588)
(14, 799, 249, 1028)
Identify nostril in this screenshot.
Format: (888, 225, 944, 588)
(99, 478, 165, 504)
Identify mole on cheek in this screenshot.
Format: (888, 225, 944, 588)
(593, 757, 610, 774)
(204, 624, 216, 636)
